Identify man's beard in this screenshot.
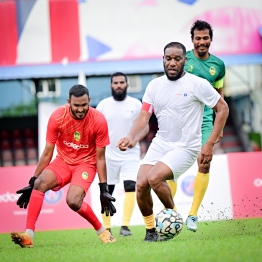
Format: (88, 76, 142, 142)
(197, 51, 207, 58)
(164, 65, 185, 81)
(112, 88, 127, 101)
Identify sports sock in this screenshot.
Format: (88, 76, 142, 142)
(25, 229, 34, 240)
(143, 214, 155, 229)
(122, 192, 135, 226)
(101, 212, 111, 229)
(166, 180, 177, 198)
(188, 172, 209, 216)
(26, 189, 45, 231)
(96, 226, 106, 235)
(77, 202, 102, 230)
(165, 180, 177, 210)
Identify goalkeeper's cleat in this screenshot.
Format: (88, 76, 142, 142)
(143, 228, 168, 242)
(120, 226, 132, 236)
(186, 216, 198, 232)
(11, 232, 34, 248)
(98, 229, 116, 243)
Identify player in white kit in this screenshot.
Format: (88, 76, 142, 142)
(96, 72, 149, 236)
(117, 42, 229, 242)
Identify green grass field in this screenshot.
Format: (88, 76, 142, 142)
(1, 218, 261, 262)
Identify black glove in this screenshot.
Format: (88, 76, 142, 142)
(99, 182, 116, 217)
(16, 176, 37, 209)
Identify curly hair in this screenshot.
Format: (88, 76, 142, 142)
(190, 20, 213, 40)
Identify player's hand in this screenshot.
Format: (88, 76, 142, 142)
(16, 176, 37, 209)
(99, 182, 116, 216)
(116, 136, 132, 151)
(199, 143, 214, 165)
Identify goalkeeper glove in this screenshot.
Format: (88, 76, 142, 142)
(99, 182, 116, 216)
(16, 176, 37, 209)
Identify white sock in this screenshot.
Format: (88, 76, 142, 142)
(25, 229, 34, 240)
(96, 226, 106, 235)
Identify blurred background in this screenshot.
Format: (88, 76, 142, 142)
(0, 0, 261, 166)
(0, 0, 262, 233)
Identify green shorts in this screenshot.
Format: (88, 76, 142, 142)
(201, 124, 213, 145)
(202, 106, 214, 145)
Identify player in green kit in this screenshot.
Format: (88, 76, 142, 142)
(167, 20, 226, 232)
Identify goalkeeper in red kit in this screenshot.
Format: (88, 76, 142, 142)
(11, 84, 116, 248)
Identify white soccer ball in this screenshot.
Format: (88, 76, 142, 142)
(155, 209, 183, 239)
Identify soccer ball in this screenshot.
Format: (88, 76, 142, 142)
(155, 209, 183, 239)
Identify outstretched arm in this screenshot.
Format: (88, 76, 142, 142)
(200, 97, 229, 165)
(128, 124, 149, 148)
(117, 110, 151, 151)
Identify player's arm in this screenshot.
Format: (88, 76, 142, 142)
(96, 146, 116, 216)
(214, 78, 225, 142)
(200, 97, 229, 165)
(16, 142, 55, 209)
(33, 142, 55, 178)
(96, 146, 107, 183)
(129, 124, 149, 148)
(117, 107, 152, 151)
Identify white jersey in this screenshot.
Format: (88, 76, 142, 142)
(96, 95, 142, 161)
(143, 73, 220, 151)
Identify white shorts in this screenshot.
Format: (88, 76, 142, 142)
(106, 158, 140, 185)
(141, 138, 199, 181)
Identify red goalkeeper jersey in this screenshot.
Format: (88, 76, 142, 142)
(46, 105, 109, 165)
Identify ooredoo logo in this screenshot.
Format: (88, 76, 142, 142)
(254, 178, 262, 187)
(181, 175, 195, 196)
(0, 192, 19, 203)
(44, 189, 63, 205)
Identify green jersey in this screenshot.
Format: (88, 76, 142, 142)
(185, 50, 226, 144)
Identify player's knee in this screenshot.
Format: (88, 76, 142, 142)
(148, 174, 160, 190)
(66, 198, 82, 211)
(34, 176, 49, 192)
(66, 194, 83, 211)
(124, 180, 136, 192)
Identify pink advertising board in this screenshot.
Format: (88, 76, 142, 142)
(0, 166, 92, 233)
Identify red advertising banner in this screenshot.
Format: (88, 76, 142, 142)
(227, 152, 262, 219)
(0, 166, 92, 233)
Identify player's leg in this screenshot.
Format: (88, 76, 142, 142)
(70, 163, 116, 243)
(166, 180, 177, 197)
(120, 180, 136, 236)
(138, 140, 170, 242)
(120, 159, 139, 236)
(187, 125, 212, 232)
(165, 180, 177, 209)
(11, 159, 61, 248)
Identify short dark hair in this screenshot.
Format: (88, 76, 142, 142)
(164, 42, 186, 55)
(110, 72, 128, 83)
(190, 20, 213, 40)
(69, 84, 89, 98)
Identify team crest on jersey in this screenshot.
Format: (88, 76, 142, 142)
(82, 172, 88, 180)
(209, 66, 216, 76)
(188, 64, 193, 72)
(74, 131, 80, 141)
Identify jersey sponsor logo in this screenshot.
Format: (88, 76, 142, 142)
(74, 131, 80, 141)
(82, 172, 88, 180)
(188, 64, 193, 72)
(181, 175, 195, 196)
(44, 189, 63, 205)
(63, 140, 89, 150)
(209, 66, 216, 76)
